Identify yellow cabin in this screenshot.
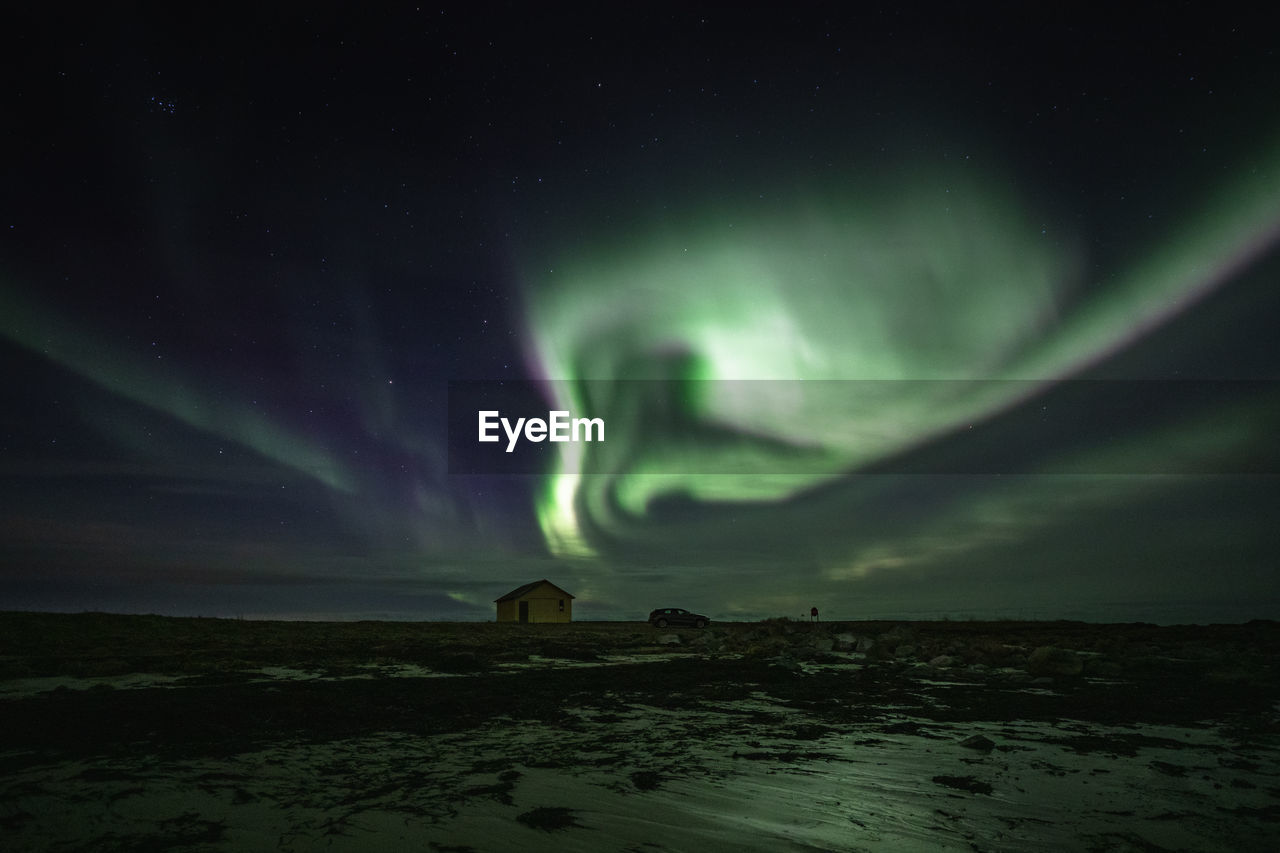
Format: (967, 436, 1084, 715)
(494, 579, 574, 623)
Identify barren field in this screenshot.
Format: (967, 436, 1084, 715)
(2, 613, 1278, 851)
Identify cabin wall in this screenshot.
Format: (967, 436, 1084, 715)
(525, 596, 571, 623)
(495, 585, 572, 623)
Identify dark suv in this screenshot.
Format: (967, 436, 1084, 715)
(648, 608, 709, 629)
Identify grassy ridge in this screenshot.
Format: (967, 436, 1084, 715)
(2, 610, 1277, 679)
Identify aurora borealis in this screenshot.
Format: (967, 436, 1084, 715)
(3, 7, 1279, 621)
(524, 156, 1280, 558)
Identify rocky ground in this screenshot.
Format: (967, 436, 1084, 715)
(1, 613, 1278, 851)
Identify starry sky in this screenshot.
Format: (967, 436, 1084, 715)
(3, 6, 1279, 622)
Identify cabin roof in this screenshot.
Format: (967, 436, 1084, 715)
(494, 579, 575, 603)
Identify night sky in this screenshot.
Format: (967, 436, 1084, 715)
(3, 6, 1279, 622)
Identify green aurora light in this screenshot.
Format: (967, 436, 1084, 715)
(0, 286, 355, 494)
(523, 150, 1280, 561)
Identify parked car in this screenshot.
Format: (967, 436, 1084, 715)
(648, 608, 709, 629)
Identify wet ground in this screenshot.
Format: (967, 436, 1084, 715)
(1, 613, 1278, 851)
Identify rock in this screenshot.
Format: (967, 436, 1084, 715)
(773, 653, 802, 672)
(932, 775, 993, 795)
(855, 636, 876, 654)
(1026, 646, 1083, 677)
(929, 655, 955, 668)
(834, 632, 857, 651)
(658, 634, 681, 645)
(1084, 658, 1122, 678)
(812, 636, 834, 652)
(689, 631, 726, 649)
(894, 644, 917, 659)
(745, 640, 787, 658)
(882, 624, 916, 644)
(692, 637, 725, 654)
(959, 734, 995, 752)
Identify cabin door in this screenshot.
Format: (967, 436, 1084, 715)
(519, 601, 529, 623)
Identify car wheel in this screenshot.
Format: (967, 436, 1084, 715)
(656, 618, 668, 628)
(695, 619, 707, 629)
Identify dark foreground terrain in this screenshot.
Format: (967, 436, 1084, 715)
(1, 613, 1278, 851)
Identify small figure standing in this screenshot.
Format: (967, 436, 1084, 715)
(810, 606, 819, 623)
